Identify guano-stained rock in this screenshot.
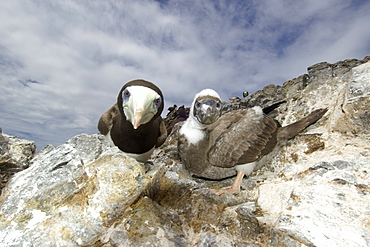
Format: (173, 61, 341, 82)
(0, 131, 36, 195)
(0, 57, 369, 247)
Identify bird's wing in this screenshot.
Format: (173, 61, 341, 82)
(97, 104, 120, 135)
(155, 116, 168, 147)
(207, 108, 278, 168)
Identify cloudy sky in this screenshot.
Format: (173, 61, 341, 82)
(1, 0, 369, 150)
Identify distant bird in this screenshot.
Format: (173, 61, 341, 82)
(98, 79, 167, 162)
(243, 91, 249, 97)
(165, 105, 189, 134)
(167, 105, 177, 116)
(176, 105, 188, 120)
(229, 96, 240, 102)
(178, 89, 327, 195)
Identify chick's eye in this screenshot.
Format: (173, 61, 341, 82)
(154, 98, 162, 107)
(123, 89, 130, 99)
(216, 102, 221, 109)
(195, 102, 201, 109)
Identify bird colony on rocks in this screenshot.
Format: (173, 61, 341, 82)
(0, 56, 369, 246)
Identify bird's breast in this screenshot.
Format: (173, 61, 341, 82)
(178, 134, 210, 174)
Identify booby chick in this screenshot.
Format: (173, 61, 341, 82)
(178, 89, 327, 195)
(98, 79, 167, 162)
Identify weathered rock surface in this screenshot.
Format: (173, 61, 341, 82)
(0, 56, 369, 246)
(0, 129, 36, 194)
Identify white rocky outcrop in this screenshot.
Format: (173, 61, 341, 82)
(0, 57, 369, 246)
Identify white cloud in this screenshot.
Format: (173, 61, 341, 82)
(0, 0, 369, 149)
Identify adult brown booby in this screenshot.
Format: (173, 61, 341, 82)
(178, 89, 327, 195)
(98, 79, 167, 162)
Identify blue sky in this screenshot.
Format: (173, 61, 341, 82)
(1, 0, 370, 150)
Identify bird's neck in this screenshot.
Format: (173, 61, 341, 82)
(121, 114, 155, 133)
(180, 117, 207, 145)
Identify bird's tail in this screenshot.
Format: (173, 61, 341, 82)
(277, 108, 328, 140)
(262, 100, 286, 115)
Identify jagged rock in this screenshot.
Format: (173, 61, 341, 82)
(0, 130, 36, 195)
(247, 59, 370, 247)
(0, 134, 166, 246)
(333, 61, 370, 134)
(0, 128, 8, 155)
(0, 132, 35, 169)
(0, 57, 369, 246)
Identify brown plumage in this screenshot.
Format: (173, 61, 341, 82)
(98, 79, 167, 162)
(98, 104, 119, 135)
(178, 89, 327, 195)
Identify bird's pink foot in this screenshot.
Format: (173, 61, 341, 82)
(210, 171, 246, 196)
(210, 186, 240, 195)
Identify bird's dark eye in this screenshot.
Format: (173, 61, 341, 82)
(123, 89, 130, 99)
(154, 98, 162, 107)
(195, 102, 201, 109)
(215, 102, 221, 109)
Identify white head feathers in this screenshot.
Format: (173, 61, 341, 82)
(193, 89, 221, 102)
(189, 89, 221, 118)
(180, 89, 221, 144)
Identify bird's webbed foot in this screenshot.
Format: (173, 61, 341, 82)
(210, 171, 246, 196)
(210, 186, 240, 195)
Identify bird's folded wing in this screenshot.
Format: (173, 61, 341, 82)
(156, 117, 168, 147)
(207, 109, 277, 168)
(98, 104, 120, 135)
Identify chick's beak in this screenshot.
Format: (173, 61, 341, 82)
(206, 106, 212, 117)
(201, 106, 213, 124)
